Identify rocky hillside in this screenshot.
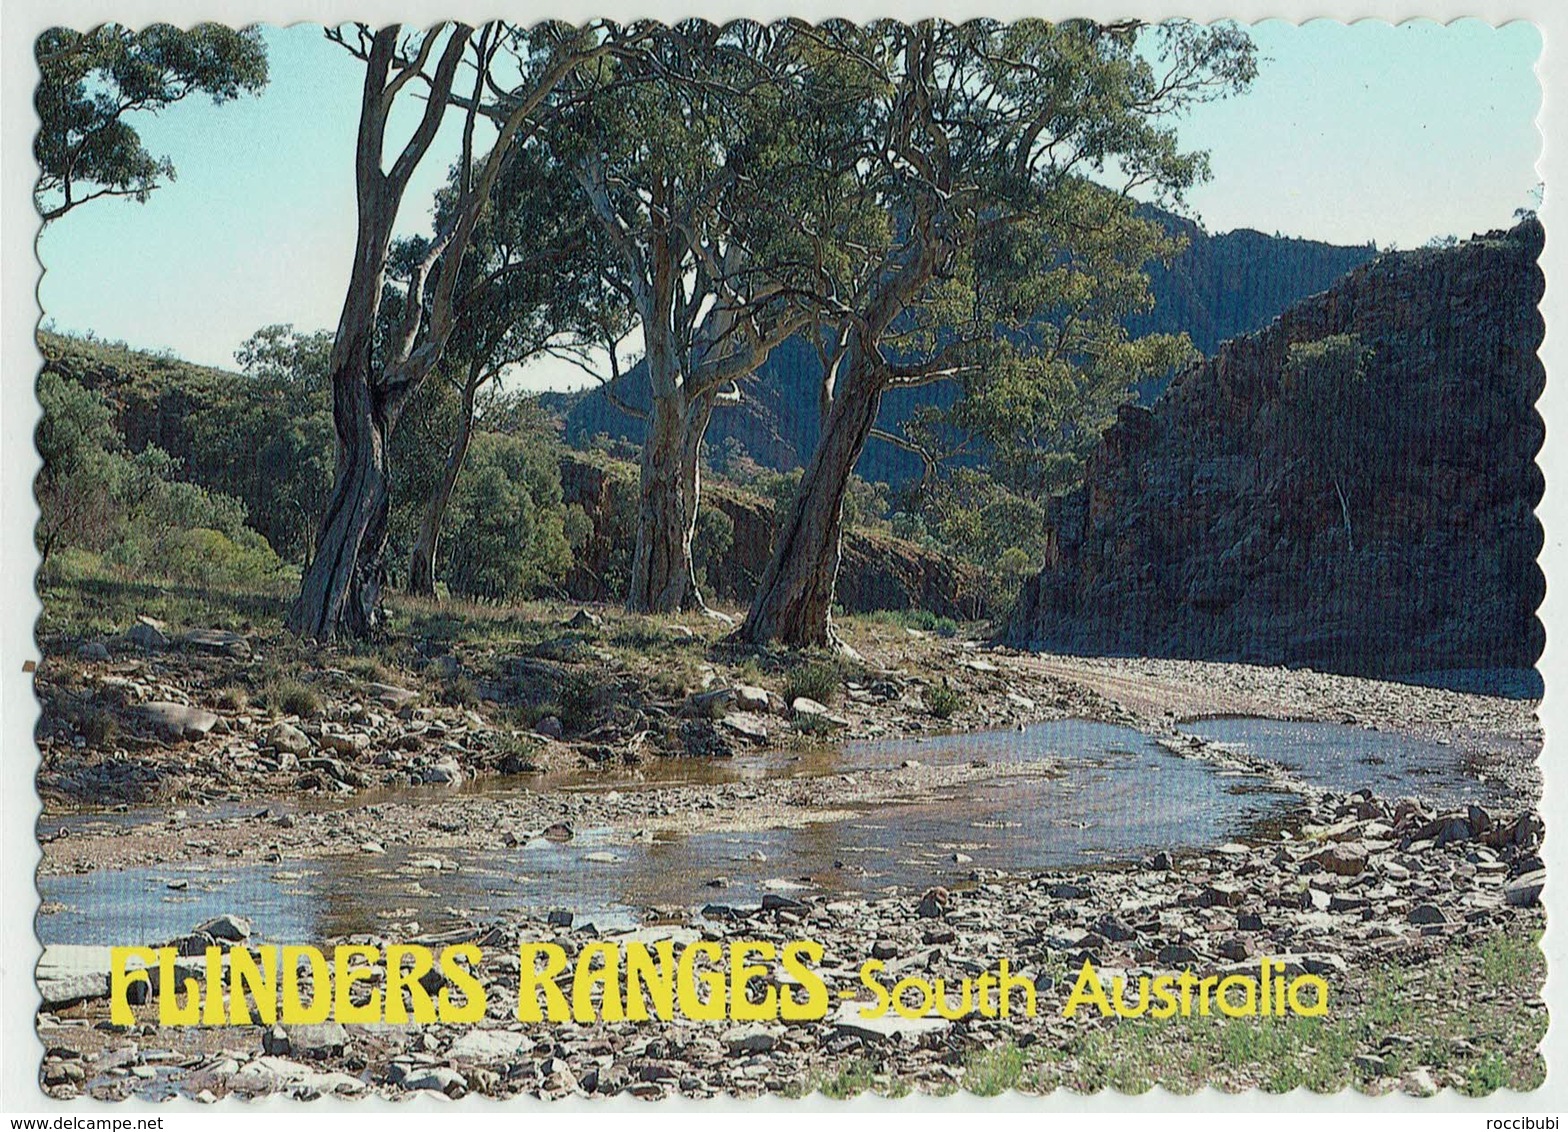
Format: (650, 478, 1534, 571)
(1004, 221, 1545, 684)
(559, 452, 989, 620)
(546, 214, 1375, 485)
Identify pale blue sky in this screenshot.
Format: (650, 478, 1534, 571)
(36, 18, 1543, 390)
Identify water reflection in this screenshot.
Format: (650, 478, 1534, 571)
(40, 721, 1299, 945)
(1177, 717, 1514, 807)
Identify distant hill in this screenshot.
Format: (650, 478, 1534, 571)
(543, 213, 1377, 485)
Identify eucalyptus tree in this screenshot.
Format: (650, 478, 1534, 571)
(288, 21, 649, 640)
(405, 144, 625, 597)
(737, 19, 1256, 649)
(34, 23, 268, 223)
(553, 22, 831, 615)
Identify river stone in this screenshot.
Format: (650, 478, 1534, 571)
(831, 1000, 950, 1043)
(720, 713, 769, 743)
(366, 682, 419, 708)
(286, 1022, 348, 1059)
(723, 1024, 782, 1054)
(230, 1056, 365, 1097)
(183, 628, 251, 659)
(1157, 943, 1200, 966)
(302, 756, 356, 786)
(76, 642, 110, 661)
(393, 1063, 467, 1095)
(36, 945, 114, 1008)
(1407, 903, 1448, 925)
(1505, 869, 1545, 907)
(1194, 883, 1245, 908)
(916, 887, 949, 918)
(138, 702, 219, 741)
(735, 685, 771, 712)
(127, 617, 168, 651)
(267, 722, 311, 754)
(262, 1026, 291, 1056)
(608, 926, 704, 951)
(449, 1029, 530, 1063)
(1414, 813, 1473, 846)
(689, 687, 736, 716)
(791, 697, 831, 719)
(1314, 843, 1368, 876)
(320, 731, 368, 755)
(422, 759, 463, 786)
(194, 913, 251, 942)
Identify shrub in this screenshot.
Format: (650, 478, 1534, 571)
(926, 682, 964, 720)
(75, 707, 118, 747)
(865, 608, 960, 637)
(213, 685, 249, 711)
(439, 675, 479, 707)
(784, 659, 842, 705)
(260, 677, 321, 718)
(557, 670, 603, 733)
(438, 430, 572, 602)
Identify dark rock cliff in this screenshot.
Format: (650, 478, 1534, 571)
(1003, 221, 1545, 683)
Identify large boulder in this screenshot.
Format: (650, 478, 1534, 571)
(138, 702, 219, 741)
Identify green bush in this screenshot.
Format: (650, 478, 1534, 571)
(926, 682, 964, 720)
(438, 428, 572, 602)
(259, 677, 321, 719)
(36, 368, 290, 586)
(557, 670, 603, 734)
(864, 608, 960, 637)
(784, 659, 842, 705)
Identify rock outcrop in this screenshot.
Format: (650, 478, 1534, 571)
(1005, 221, 1545, 682)
(560, 452, 988, 619)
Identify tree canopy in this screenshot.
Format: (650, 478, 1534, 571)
(34, 24, 268, 222)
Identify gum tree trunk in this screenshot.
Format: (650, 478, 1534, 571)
(288, 342, 399, 639)
(627, 391, 690, 613)
(740, 348, 883, 648)
(286, 25, 470, 640)
(407, 381, 476, 597)
(627, 383, 717, 614)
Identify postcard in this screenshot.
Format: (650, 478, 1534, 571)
(10, 7, 1560, 1111)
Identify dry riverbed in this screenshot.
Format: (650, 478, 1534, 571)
(31, 597, 1546, 1098)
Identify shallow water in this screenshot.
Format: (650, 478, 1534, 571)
(39, 720, 1302, 946)
(1177, 717, 1509, 807)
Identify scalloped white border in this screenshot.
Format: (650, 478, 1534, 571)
(1, 0, 1560, 1116)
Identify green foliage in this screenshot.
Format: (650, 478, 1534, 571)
(691, 506, 735, 596)
(34, 24, 268, 222)
(1279, 333, 1383, 547)
(39, 330, 577, 604)
(557, 670, 603, 733)
(862, 608, 959, 637)
(783, 659, 842, 705)
(258, 677, 322, 719)
(437, 424, 572, 602)
(926, 682, 964, 720)
(35, 365, 288, 588)
(438, 674, 480, 707)
(39, 329, 332, 566)
(73, 706, 118, 749)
